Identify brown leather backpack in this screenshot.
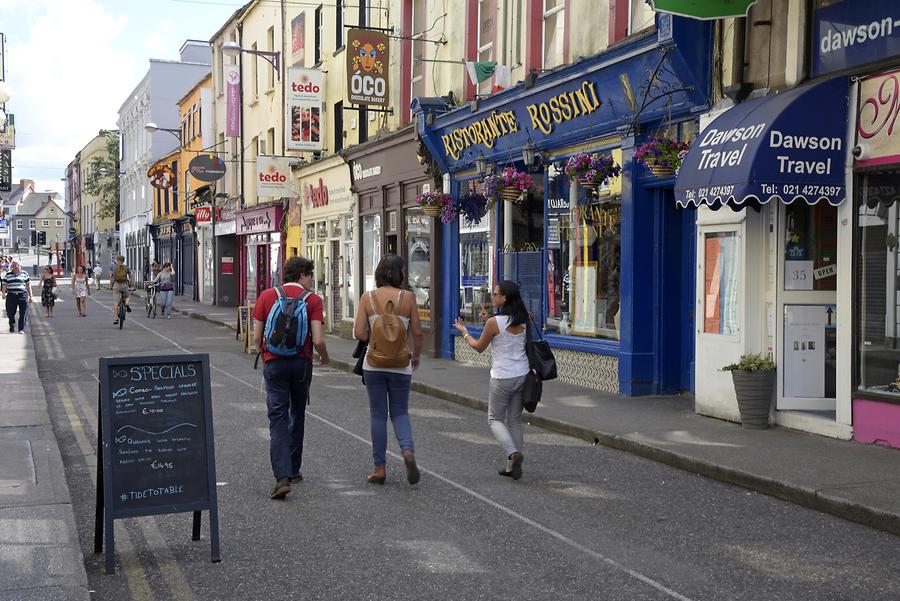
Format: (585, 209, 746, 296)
(366, 290, 410, 369)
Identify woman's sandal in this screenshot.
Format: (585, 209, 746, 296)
(510, 452, 524, 481)
(367, 467, 386, 485)
(402, 451, 420, 485)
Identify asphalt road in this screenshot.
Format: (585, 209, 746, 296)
(31, 287, 900, 601)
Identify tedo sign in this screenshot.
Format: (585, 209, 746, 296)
(256, 156, 292, 197)
(189, 154, 227, 182)
(147, 164, 176, 189)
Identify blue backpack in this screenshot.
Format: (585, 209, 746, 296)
(259, 286, 313, 363)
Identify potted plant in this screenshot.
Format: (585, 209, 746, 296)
(721, 354, 776, 429)
(564, 152, 622, 191)
(634, 137, 691, 177)
(457, 189, 488, 225)
(483, 167, 533, 206)
(417, 190, 454, 221)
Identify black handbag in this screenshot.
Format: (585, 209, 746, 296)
(525, 316, 557, 381)
(352, 339, 367, 377)
(522, 369, 543, 413)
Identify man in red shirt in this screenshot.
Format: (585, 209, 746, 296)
(253, 256, 330, 499)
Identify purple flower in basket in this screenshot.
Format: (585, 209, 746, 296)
(457, 192, 488, 225)
(482, 167, 533, 205)
(565, 152, 621, 186)
(634, 137, 692, 174)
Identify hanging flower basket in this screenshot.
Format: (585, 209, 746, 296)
(635, 136, 691, 177)
(416, 191, 456, 224)
(457, 190, 488, 225)
(483, 167, 533, 208)
(565, 152, 622, 190)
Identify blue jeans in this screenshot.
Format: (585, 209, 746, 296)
(364, 370, 414, 466)
(5, 293, 28, 332)
(264, 357, 312, 479)
(159, 289, 174, 315)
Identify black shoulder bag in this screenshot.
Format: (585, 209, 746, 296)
(525, 316, 557, 381)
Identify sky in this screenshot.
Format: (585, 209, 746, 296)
(1, 0, 243, 196)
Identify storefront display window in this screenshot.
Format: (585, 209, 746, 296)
(784, 202, 837, 291)
(362, 214, 381, 292)
(703, 231, 739, 335)
(856, 170, 900, 398)
(406, 210, 432, 329)
(269, 232, 282, 290)
(345, 241, 355, 318)
(546, 176, 621, 339)
(460, 207, 493, 326)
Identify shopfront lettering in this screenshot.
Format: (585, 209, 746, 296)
(352, 163, 382, 181)
(238, 209, 274, 234)
(819, 17, 895, 56)
(558, 205, 621, 240)
(525, 80, 601, 136)
(303, 178, 329, 208)
(440, 110, 519, 161)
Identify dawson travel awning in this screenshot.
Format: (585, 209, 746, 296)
(674, 77, 850, 209)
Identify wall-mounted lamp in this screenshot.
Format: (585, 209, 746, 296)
(475, 152, 489, 176)
(221, 41, 281, 80)
(522, 142, 537, 168)
(144, 122, 182, 146)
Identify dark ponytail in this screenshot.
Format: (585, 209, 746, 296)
(497, 280, 528, 327)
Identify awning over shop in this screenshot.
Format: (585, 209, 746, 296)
(649, 0, 757, 20)
(675, 77, 850, 209)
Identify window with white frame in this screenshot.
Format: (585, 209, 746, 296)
(314, 5, 324, 65)
(16, 220, 22, 229)
(251, 41, 259, 97)
(477, 0, 497, 96)
(411, 0, 427, 102)
(503, 0, 522, 68)
(542, 0, 565, 69)
(42, 220, 49, 227)
(29, 219, 35, 229)
(628, 0, 654, 35)
(267, 27, 276, 89)
(56, 220, 62, 227)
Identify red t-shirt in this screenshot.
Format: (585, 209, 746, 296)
(252, 284, 324, 363)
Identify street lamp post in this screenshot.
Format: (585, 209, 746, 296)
(221, 41, 281, 79)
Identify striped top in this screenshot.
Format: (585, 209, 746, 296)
(2, 270, 31, 295)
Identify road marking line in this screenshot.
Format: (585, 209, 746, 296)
(57, 383, 153, 601)
(87, 295, 695, 600)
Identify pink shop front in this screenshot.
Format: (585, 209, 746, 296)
(237, 203, 284, 306)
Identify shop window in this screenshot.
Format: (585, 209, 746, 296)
(460, 205, 493, 326)
(251, 42, 259, 98)
(362, 214, 381, 291)
(411, 0, 427, 103)
(345, 240, 356, 319)
(702, 231, 739, 335)
(477, 0, 497, 96)
(856, 170, 900, 397)
(406, 209, 432, 329)
(503, 0, 522, 67)
(545, 175, 621, 339)
(784, 202, 837, 291)
(335, 0, 344, 51)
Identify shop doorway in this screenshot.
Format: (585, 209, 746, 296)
(330, 239, 342, 329)
(776, 202, 838, 412)
(657, 189, 696, 394)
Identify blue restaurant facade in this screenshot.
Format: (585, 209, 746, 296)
(413, 15, 712, 395)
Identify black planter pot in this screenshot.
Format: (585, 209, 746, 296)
(731, 370, 775, 429)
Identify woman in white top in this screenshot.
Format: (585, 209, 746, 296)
(150, 262, 176, 318)
(454, 280, 530, 480)
(353, 254, 424, 486)
(70, 265, 91, 317)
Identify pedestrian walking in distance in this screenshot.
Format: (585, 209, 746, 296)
(92, 263, 102, 291)
(252, 256, 329, 500)
(1, 260, 34, 333)
(71, 265, 90, 317)
(40, 266, 57, 318)
(150, 262, 176, 318)
(454, 280, 530, 480)
(353, 254, 423, 486)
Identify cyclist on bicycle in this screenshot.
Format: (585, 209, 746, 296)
(111, 255, 133, 325)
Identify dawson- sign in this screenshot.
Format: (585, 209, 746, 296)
(347, 28, 389, 108)
(812, 0, 900, 77)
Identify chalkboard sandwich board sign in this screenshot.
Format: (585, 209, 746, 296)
(94, 353, 221, 574)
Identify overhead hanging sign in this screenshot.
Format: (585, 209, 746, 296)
(855, 68, 900, 168)
(812, 0, 900, 78)
(0, 113, 15, 149)
(224, 63, 240, 137)
(0, 149, 10, 192)
(189, 154, 227, 182)
(286, 68, 323, 151)
(147, 164, 176, 189)
(648, 0, 758, 19)
(256, 156, 293, 197)
(347, 28, 389, 108)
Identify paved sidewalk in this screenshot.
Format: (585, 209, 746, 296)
(158, 292, 900, 537)
(0, 325, 91, 600)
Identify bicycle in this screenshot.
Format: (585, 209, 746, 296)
(145, 283, 159, 319)
(116, 288, 127, 329)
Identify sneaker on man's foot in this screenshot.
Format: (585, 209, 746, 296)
(270, 478, 291, 500)
(289, 472, 303, 484)
(8, 327, 13, 333)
